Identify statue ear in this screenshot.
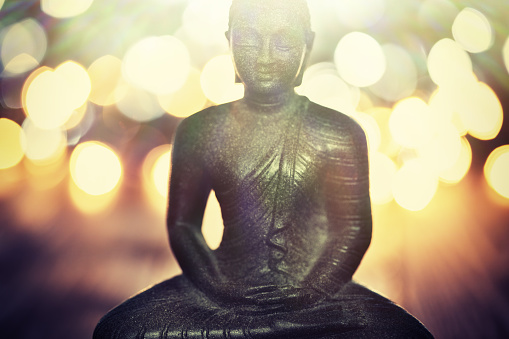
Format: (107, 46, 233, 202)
(226, 30, 242, 83)
(295, 33, 315, 87)
(294, 56, 307, 87)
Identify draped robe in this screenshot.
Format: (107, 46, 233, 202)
(94, 96, 433, 338)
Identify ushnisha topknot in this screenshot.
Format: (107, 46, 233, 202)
(227, 0, 313, 39)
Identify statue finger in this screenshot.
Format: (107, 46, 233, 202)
(244, 285, 278, 295)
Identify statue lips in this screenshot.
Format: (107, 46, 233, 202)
(257, 72, 276, 81)
(256, 67, 278, 81)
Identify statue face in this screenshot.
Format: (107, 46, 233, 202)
(228, 6, 308, 97)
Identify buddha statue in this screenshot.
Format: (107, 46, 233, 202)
(94, 0, 433, 337)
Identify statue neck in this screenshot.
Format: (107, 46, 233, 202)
(242, 90, 299, 115)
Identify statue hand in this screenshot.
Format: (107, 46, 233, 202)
(243, 284, 327, 311)
(206, 280, 247, 304)
(207, 280, 328, 313)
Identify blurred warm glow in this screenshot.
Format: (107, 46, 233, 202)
(158, 68, 207, 118)
(0, 166, 23, 199)
(152, 149, 172, 199)
(69, 141, 122, 196)
(1, 75, 24, 109)
(11, 183, 62, 232)
(418, 0, 459, 29)
(0, 118, 24, 169)
(68, 106, 97, 147)
(24, 61, 91, 130)
(24, 153, 67, 191)
(439, 137, 472, 184)
(369, 44, 418, 102)
(484, 145, 509, 200)
(393, 159, 438, 211)
(0, 19, 47, 75)
(428, 86, 468, 136)
(180, 0, 230, 48)
(297, 70, 357, 115)
(504, 36, 509, 74)
(368, 107, 400, 158)
(353, 111, 381, 153)
(88, 55, 125, 106)
(356, 90, 373, 112)
(41, 0, 94, 18)
(4, 54, 39, 75)
(334, 32, 386, 87)
(69, 178, 118, 214)
(202, 192, 224, 250)
(452, 8, 493, 54)
(201, 55, 244, 104)
(369, 152, 397, 205)
(58, 61, 92, 102)
(122, 36, 190, 95)
(116, 85, 165, 122)
(427, 38, 475, 87)
(333, 0, 385, 29)
(417, 122, 462, 175)
(298, 62, 337, 81)
(459, 81, 503, 141)
(389, 97, 432, 149)
(64, 103, 88, 131)
(21, 119, 67, 164)
(0, 0, 4, 10)
(21, 65, 49, 108)
(142, 144, 172, 212)
(100, 105, 141, 144)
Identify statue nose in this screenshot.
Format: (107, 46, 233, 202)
(257, 39, 274, 65)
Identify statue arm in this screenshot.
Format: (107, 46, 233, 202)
(304, 119, 372, 296)
(167, 116, 289, 309)
(166, 118, 221, 294)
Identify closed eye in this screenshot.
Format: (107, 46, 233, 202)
(272, 33, 301, 52)
(275, 44, 294, 52)
(234, 42, 260, 48)
(232, 28, 260, 48)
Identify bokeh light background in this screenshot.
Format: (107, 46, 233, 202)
(1, 0, 508, 337)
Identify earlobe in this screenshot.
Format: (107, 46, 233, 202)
(227, 30, 241, 83)
(294, 47, 310, 87)
(295, 66, 305, 87)
(230, 51, 242, 84)
(295, 32, 315, 87)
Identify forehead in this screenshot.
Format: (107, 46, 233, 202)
(230, 5, 305, 35)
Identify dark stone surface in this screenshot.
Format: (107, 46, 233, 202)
(94, 1, 433, 337)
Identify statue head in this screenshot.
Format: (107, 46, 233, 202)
(226, 0, 315, 98)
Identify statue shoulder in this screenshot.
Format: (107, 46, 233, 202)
(174, 103, 231, 144)
(305, 101, 367, 148)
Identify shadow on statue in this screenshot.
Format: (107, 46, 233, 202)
(94, 0, 433, 337)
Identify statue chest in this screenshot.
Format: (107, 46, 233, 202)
(207, 122, 323, 206)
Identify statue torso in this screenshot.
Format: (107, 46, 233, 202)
(195, 96, 350, 286)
